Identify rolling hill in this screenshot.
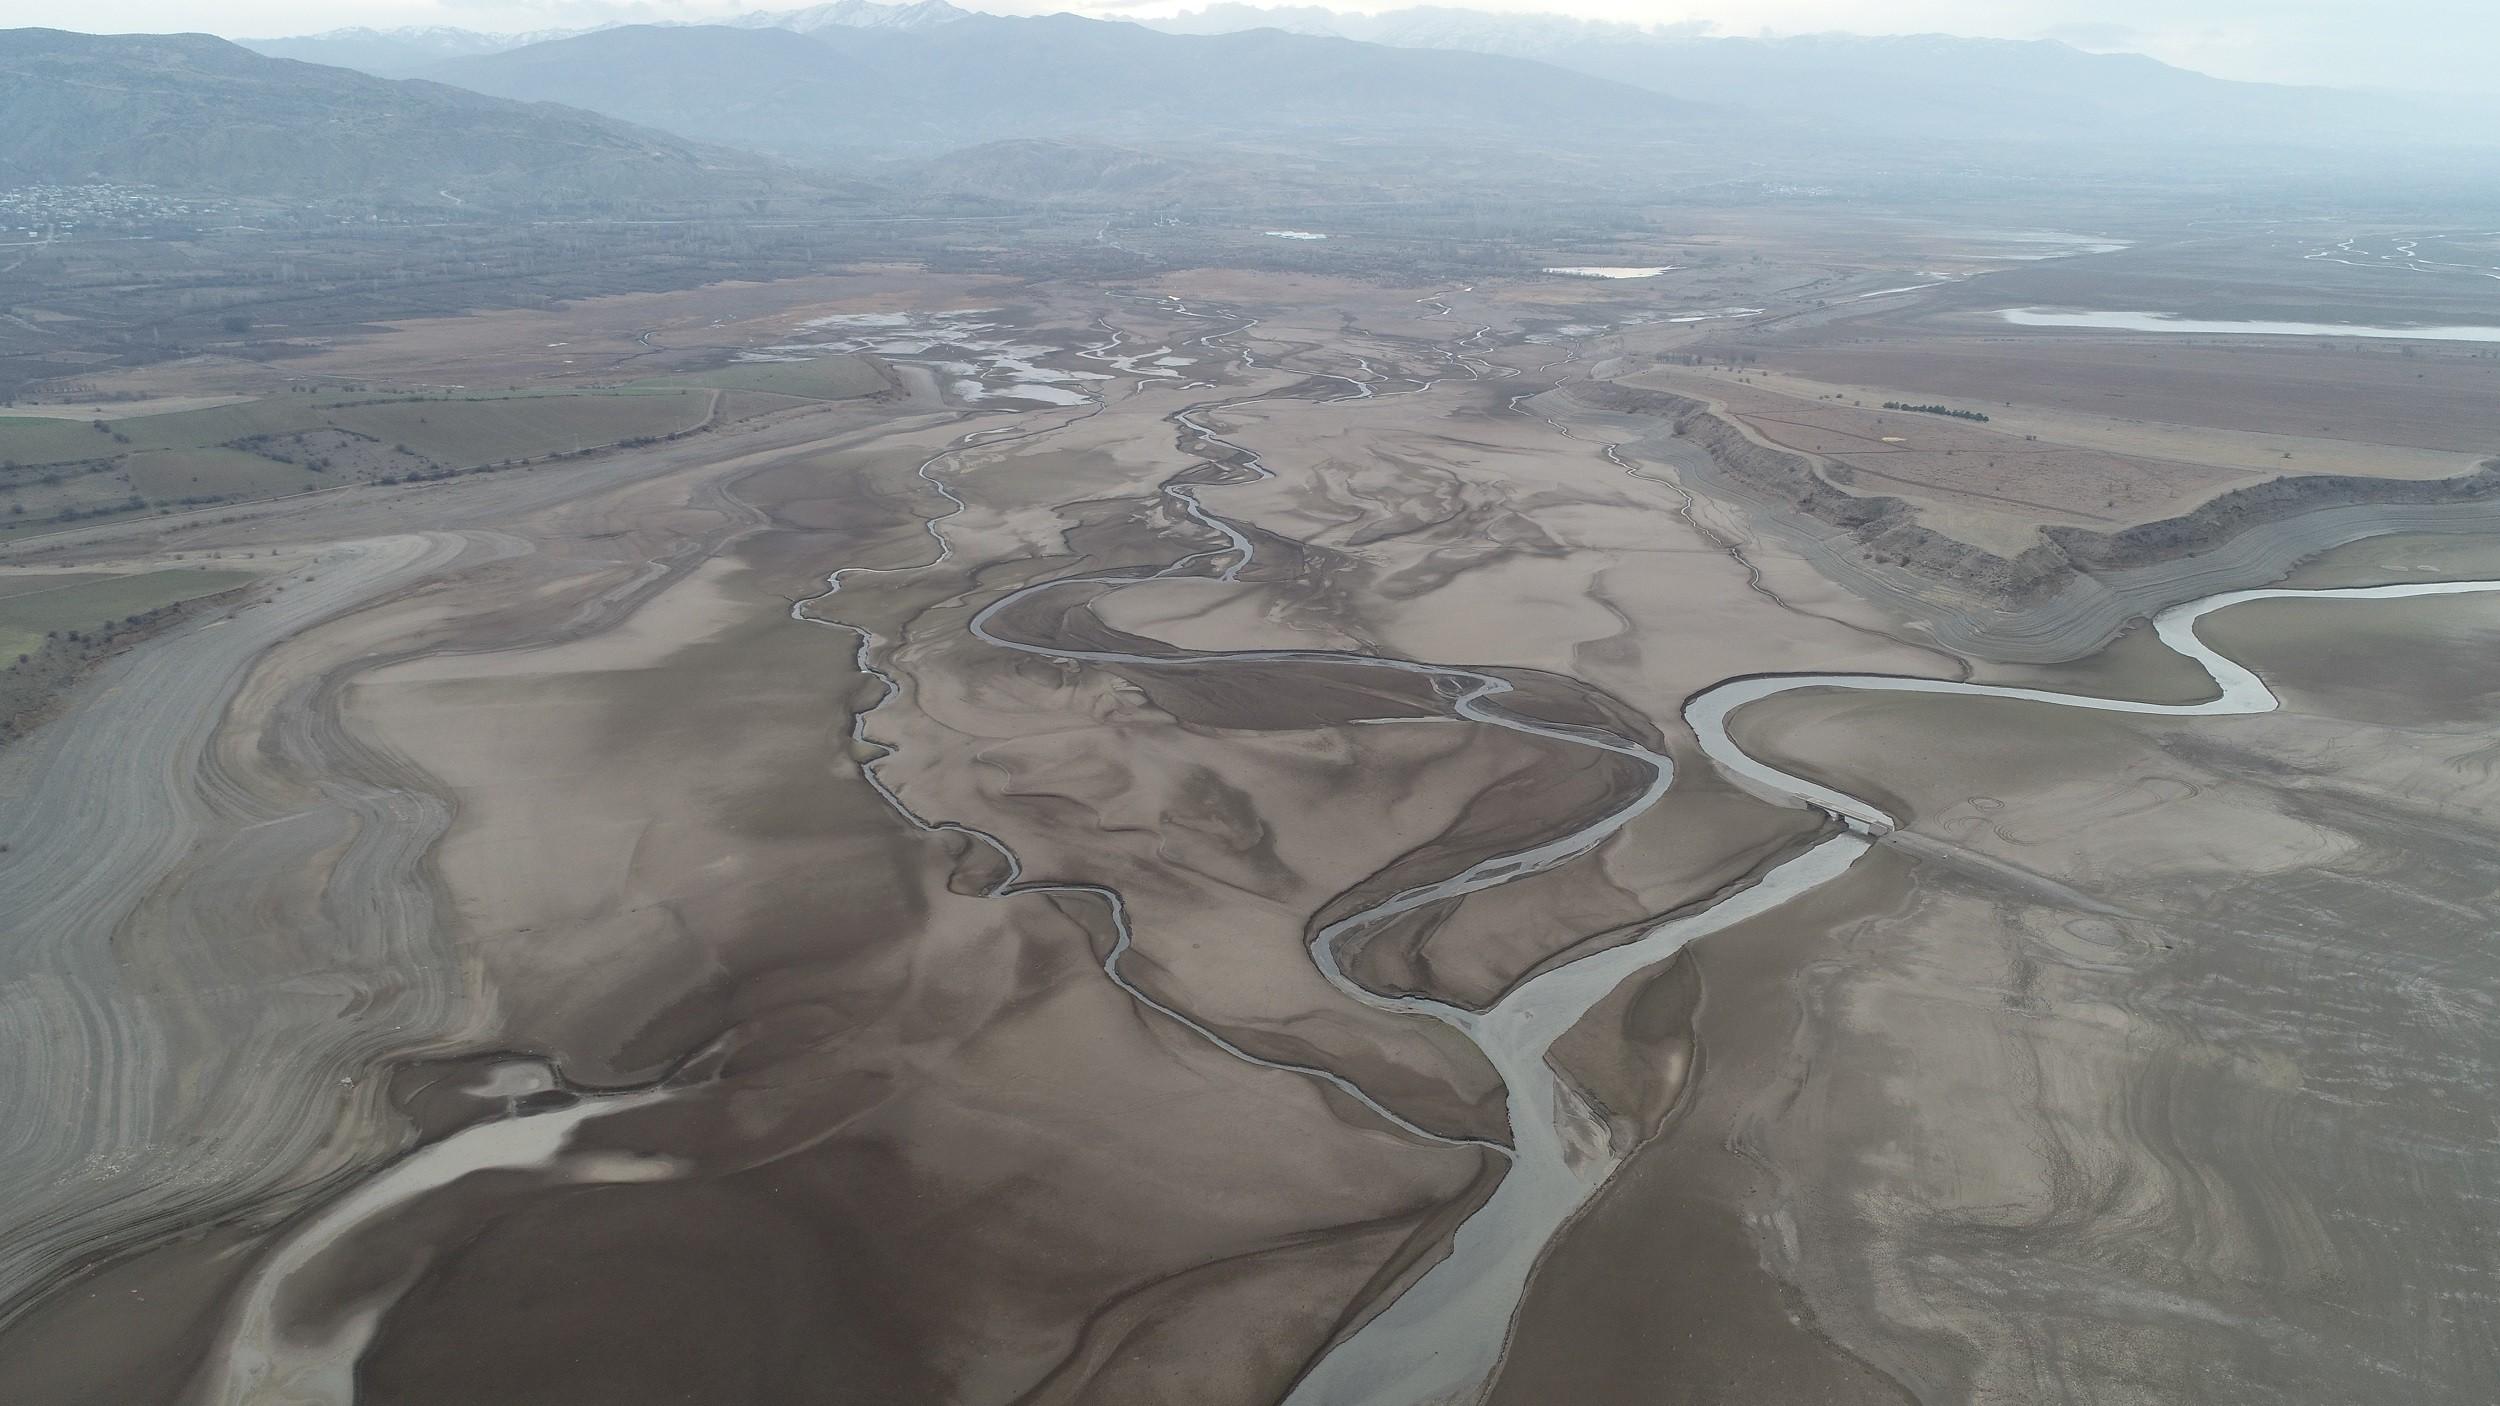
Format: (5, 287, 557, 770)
(417, 15, 1706, 161)
(0, 28, 787, 207)
(1147, 5, 2497, 155)
(242, 2, 973, 78)
(239, 24, 591, 78)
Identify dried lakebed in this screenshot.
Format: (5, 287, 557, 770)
(137, 302, 2500, 1405)
(787, 310, 2500, 1401)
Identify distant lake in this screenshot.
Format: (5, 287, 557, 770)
(1956, 231, 2132, 260)
(1544, 266, 1677, 279)
(1998, 307, 2500, 343)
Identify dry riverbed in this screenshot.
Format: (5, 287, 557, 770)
(2, 269, 2496, 1406)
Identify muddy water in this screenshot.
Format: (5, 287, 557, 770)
(1294, 580, 2500, 1405)
(184, 1064, 682, 1405)
(796, 300, 2500, 1404)
(169, 291, 2500, 1406)
(1997, 307, 2500, 341)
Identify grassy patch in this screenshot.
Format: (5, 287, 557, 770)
(0, 388, 714, 475)
(123, 448, 327, 502)
(0, 386, 723, 532)
(113, 400, 331, 453)
(0, 416, 121, 468)
(0, 571, 113, 602)
(715, 389, 826, 422)
(0, 462, 137, 534)
(0, 567, 256, 659)
(326, 389, 711, 467)
(653, 356, 889, 400)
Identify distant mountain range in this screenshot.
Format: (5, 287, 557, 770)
(12, 3, 2496, 216)
(409, 15, 1702, 162)
(0, 29, 784, 207)
(1143, 4, 2482, 153)
(236, 0, 2500, 171)
(1148, 3, 1668, 52)
(723, 1, 968, 36)
(242, 1, 972, 77)
(237, 25, 590, 78)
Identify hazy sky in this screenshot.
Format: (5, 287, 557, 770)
(15, 0, 2498, 95)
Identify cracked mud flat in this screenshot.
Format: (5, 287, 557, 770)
(3, 275, 2499, 1406)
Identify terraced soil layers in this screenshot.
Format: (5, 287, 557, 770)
(1569, 380, 2500, 660)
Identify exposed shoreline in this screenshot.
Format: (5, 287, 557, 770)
(10, 269, 2500, 1406)
(1567, 380, 2500, 661)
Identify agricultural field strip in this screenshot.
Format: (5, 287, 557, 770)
(0, 566, 256, 657)
(0, 385, 711, 472)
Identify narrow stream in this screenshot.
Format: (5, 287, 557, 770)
(171, 295, 2494, 1406)
(1291, 578, 2500, 1406)
(798, 302, 2500, 1403)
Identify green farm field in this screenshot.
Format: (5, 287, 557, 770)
(0, 388, 713, 474)
(325, 390, 712, 466)
(0, 377, 782, 537)
(0, 567, 257, 659)
(653, 357, 892, 400)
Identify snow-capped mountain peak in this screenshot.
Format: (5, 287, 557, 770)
(726, 1, 971, 34)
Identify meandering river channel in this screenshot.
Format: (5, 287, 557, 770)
(797, 305, 2500, 1403)
(188, 300, 2500, 1406)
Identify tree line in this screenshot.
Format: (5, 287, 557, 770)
(1883, 401, 1989, 423)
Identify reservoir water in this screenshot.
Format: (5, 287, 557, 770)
(1999, 307, 2500, 342)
